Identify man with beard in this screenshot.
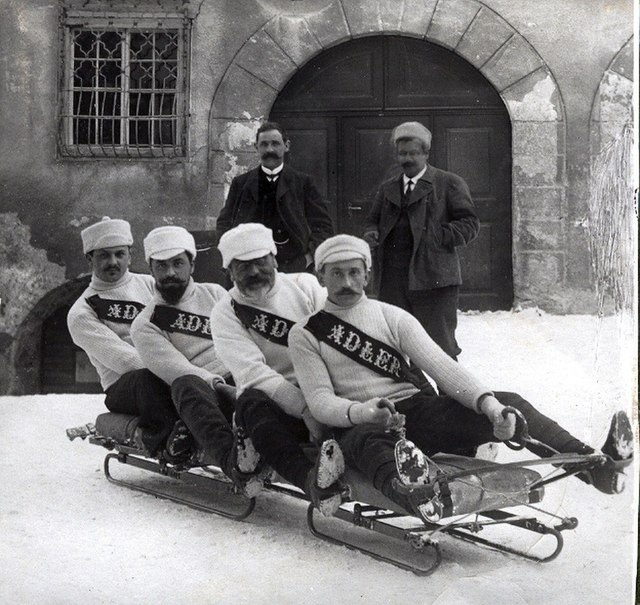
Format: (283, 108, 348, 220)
(211, 223, 346, 514)
(67, 217, 181, 457)
(363, 121, 480, 360)
(216, 121, 334, 273)
(288, 234, 634, 524)
(130, 226, 264, 493)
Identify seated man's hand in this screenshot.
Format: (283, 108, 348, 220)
(480, 395, 516, 441)
(349, 398, 395, 427)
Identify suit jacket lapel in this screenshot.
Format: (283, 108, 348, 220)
(408, 167, 434, 205)
(275, 165, 291, 199)
(387, 176, 403, 207)
(245, 167, 261, 202)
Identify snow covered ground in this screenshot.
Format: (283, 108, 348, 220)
(1, 310, 637, 605)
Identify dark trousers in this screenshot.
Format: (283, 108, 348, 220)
(235, 389, 312, 491)
(171, 375, 235, 471)
(104, 369, 178, 455)
(336, 389, 592, 511)
(379, 271, 461, 360)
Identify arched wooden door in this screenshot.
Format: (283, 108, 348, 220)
(271, 36, 512, 311)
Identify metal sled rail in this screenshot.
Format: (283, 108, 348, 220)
(306, 500, 568, 575)
(440, 509, 566, 563)
(102, 449, 256, 520)
(307, 503, 443, 575)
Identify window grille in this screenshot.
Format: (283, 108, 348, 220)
(59, 13, 190, 158)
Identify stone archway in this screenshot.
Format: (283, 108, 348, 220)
(589, 36, 633, 160)
(10, 276, 90, 394)
(207, 0, 567, 309)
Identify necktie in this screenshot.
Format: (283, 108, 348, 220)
(267, 175, 278, 184)
(405, 179, 414, 195)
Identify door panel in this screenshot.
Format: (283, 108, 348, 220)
(432, 113, 512, 309)
(340, 116, 413, 235)
(277, 116, 338, 227)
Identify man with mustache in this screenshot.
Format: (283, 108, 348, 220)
(364, 121, 480, 360)
(130, 226, 264, 493)
(67, 217, 181, 457)
(211, 223, 346, 514)
(216, 122, 334, 273)
(288, 234, 634, 523)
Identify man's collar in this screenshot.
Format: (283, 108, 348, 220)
(260, 163, 284, 176)
(90, 270, 132, 291)
(402, 165, 427, 185)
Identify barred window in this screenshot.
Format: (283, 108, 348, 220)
(59, 14, 190, 158)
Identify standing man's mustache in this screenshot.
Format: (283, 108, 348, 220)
(262, 152, 279, 160)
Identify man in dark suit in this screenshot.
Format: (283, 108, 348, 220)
(363, 122, 480, 360)
(216, 122, 334, 273)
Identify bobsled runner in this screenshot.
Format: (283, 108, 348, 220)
(67, 408, 607, 576)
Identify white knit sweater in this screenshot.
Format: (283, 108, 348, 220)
(288, 295, 492, 427)
(210, 272, 326, 417)
(131, 278, 229, 386)
(67, 271, 156, 390)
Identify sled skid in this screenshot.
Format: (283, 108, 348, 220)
(306, 500, 568, 573)
(101, 447, 255, 520)
(441, 508, 567, 563)
(307, 502, 443, 575)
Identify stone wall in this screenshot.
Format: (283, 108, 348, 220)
(0, 0, 634, 393)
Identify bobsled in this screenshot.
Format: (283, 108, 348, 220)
(67, 408, 604, 576)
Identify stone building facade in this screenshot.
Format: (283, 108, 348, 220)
(0, 0, 634, 394)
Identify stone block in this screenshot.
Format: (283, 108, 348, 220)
(212, 65, 276, 119)
(598, 71, 633, 125)
(342, 0, 402, 35)
(481, 35, 544, 92)
(235, 29, 298, 88)
(610, 39, 633, 78)
(503, 68, 561, 122)
(514, 251, 565, 294)
(305, 0, 350, 47)
(210, 118, 261, 153)
(456, 6, 513, 68)
(265, 15, 323, 66)
(513, 158, 560, 187)
(512, 122, 558, 157)
(564, 228, 593, 288)
(426, 0, 480, 50)
(399, 0, 437, 37)
(515, 187, 564, 221)
(517, 220, 562, 250)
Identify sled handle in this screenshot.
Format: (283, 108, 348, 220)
(501, 406, 529, 450)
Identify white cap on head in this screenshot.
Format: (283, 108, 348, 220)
(391, 121, 432, 150)
(143, 226, 197, 263)
(314, 234, 372, 272)
(218, 223, 277, 269)
(81, 217, 133, 254)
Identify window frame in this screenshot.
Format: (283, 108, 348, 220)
(58, 10, 191, 159)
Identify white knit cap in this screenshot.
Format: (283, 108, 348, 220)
(391, 121, 432, 150)
(81, 217, 133, 254)
(218, 223, 277, 269)
(143, 226, 197, 263)
(315, 234, 372, 272)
